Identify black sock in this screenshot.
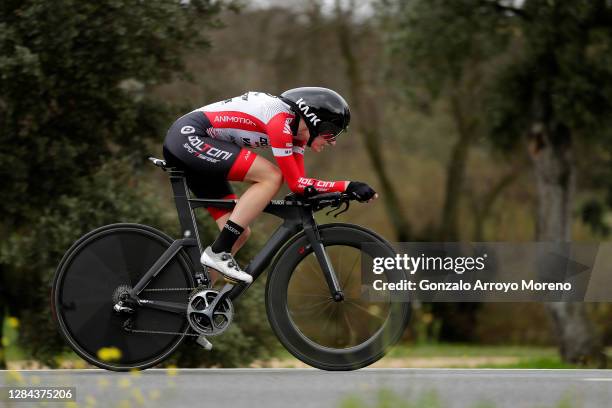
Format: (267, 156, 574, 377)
(211, 220, 244, 254)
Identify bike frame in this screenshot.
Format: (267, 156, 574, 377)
(128, 168, 344, 315)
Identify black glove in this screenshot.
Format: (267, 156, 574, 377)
(287, 186, 318, 201)
(302, 185, 318, 198)
(346, 181, 377, 202)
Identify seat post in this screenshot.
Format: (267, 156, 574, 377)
(169, 170, 203, 253)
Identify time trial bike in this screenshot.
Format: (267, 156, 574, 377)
(51, 157, 410, 371)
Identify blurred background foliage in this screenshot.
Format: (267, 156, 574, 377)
(1, 0, 612, 368)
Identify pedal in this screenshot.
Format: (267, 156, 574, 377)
(195, 272, 209, 287)
(196, 335, 213, 351)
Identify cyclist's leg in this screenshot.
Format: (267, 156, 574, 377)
(225, 155, 283, 228)
(200, 154, 282, 282)
(209, 155, 280, 254)
(214, 213, 251, 254)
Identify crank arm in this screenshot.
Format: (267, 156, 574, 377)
(137, 298, 187, 314)
(205, 283, 234, 311)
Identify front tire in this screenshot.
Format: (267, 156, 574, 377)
(266, 224, 410, 371)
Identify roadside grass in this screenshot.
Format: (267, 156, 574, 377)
(271, 342, 581, 369)
(479, 358, 577, 369)
(385, 343, 559, 359)
(386, 343, 579, 368)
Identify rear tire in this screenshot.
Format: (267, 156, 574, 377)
(52, 223, 195, 371)
(266, 224, 410, 371)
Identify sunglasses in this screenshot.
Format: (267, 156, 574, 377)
(319, 128, 345, 143)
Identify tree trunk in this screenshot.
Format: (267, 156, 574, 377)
(529, 123, 606, 367)
(471, 170, 518, 241)
(440, 94, 475, 241)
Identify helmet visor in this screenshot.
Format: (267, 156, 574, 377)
(319, 128, 347, 143)
(318, 122, 346, 139)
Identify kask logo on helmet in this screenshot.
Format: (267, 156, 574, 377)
(295, 98, 321, 126)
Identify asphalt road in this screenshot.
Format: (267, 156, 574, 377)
(2, 369, 611, 408)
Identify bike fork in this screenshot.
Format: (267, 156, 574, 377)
(302, 212, 344, 302)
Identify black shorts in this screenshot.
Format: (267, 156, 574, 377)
(163, 112, 257, 219)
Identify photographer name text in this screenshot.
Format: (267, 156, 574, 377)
(372, 279, 572, 292)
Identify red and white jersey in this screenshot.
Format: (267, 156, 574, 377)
(192, 92, 348, 194)
(195, 92, 291, 149)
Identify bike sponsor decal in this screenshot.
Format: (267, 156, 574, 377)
(295, 98, 321, 126)
(181, 125, 196, 134)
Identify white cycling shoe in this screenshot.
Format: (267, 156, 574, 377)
(200, 246, 253, 284)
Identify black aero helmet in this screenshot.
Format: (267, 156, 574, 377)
(280, 87, 351, 146)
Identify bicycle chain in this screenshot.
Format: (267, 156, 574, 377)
(127, 328, 199, 337)
(142, 287, 196, 292)
(129, 286, 201, 336)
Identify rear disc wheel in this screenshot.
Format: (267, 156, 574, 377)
(52, 223, 195, 371)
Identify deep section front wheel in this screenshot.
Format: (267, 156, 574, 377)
(52, 223, 195, 371)
(266, 224, 410, 371)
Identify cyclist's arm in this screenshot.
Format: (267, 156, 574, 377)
(267, 113, 348, 194)
(292, 140, 306, 177)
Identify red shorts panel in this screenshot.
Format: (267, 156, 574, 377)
(227, 149, 257, 181)
(207, 194, 237, 220)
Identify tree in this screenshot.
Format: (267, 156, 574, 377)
(0, 0, 236, 366)
(385, 0, 612, 365)
(380, 0, 511, 241)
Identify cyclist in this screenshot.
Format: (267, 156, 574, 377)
(163, 87, 377, 284)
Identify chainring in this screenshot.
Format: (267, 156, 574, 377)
(186, 289, 234, 336)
